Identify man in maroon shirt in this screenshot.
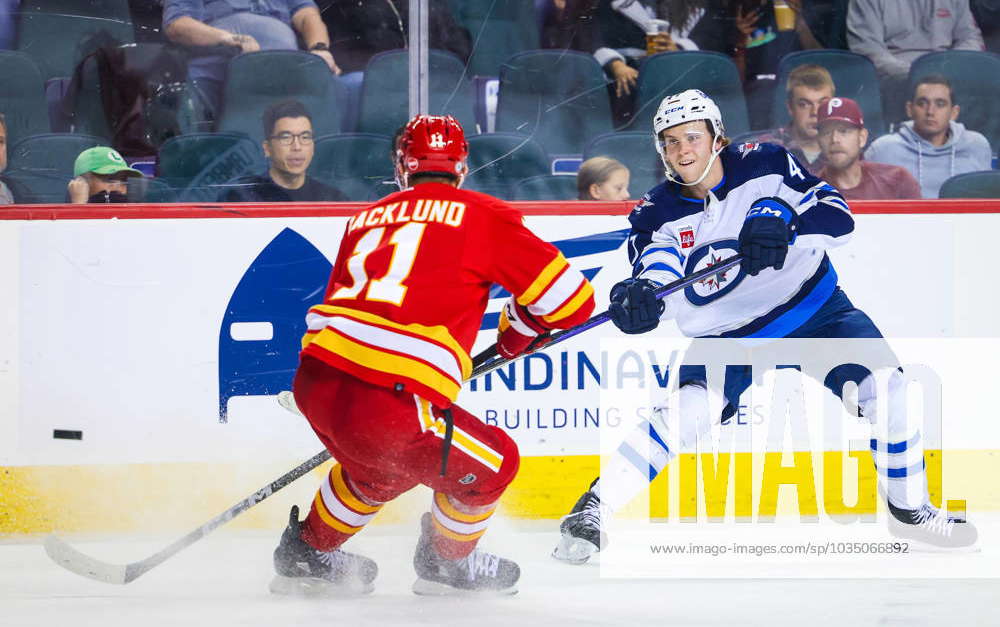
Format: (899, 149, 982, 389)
(816, 97, 921, 201)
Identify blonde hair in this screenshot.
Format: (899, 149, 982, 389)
(577, 157, 628, 200)
(785, 64, 835, 102)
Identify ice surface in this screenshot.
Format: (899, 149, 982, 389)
(3, 517, 999, 627)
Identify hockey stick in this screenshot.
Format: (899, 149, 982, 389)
(46, 255, 741, 585)
(470, 254, 743, 378)
(44, 449, 331, 584)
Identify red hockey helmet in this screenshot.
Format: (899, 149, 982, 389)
(395, 115, 469, 188)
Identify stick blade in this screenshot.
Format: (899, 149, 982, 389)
(44, 535, 128, 585)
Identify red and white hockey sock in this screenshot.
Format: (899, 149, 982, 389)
(301, 463, 384, 551)
(430, 492, 497, 560)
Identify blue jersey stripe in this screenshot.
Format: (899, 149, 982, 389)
(642, 262, 683, 279)
(639, 245, 685, 266)
(716, 256, 837, 339)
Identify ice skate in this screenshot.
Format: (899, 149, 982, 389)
(269, 505, 378, 597)
(552, 484, 607, 565)
(887, 501, 978, 550)
(412, 513, 520, 595)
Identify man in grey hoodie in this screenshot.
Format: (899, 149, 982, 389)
(865, 75, 992, 198)
(848, 0, 984, 120)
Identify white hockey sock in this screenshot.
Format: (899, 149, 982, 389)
(860, 369, 929, 510)
(598, 382, 713, 512)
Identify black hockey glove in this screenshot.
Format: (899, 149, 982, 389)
(737, 196, 799, 276)
(608, 278, 665, 335)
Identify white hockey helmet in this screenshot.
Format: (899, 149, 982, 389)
(652, 89, 726, 184)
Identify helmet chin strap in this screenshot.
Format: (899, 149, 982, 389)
(664, 139, 724, 187)
(394, 164, 467, 191)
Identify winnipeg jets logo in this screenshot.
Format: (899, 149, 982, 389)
(633, 195, 654, 215)
(738, 142, 760, 158)
(684, 240, 745, 306)
(698, 247, 732, 290)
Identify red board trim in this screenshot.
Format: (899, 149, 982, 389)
(1, 199, 999, 220)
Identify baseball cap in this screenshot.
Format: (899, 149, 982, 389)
(73, 147, 143, 178)
(817, 97, 864, 129)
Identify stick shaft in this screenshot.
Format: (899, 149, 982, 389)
(470, 255, 741, 378)
(124, 450, 331, 581)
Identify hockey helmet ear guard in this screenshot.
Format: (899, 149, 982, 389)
(652, 89, 726, 187)
(395, 115, 469, 189)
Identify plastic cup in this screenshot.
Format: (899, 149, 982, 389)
(774, 0, 795, 31)
(645, 19, 674, 55)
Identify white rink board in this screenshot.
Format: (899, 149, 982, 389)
(0, 213, 998, 466)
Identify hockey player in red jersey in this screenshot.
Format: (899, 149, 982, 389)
(270, 115, 596, 596)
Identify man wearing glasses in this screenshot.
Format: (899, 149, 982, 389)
(222, 100, 346, 203)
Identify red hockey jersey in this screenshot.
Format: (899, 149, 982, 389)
(301, 182, 596, 407)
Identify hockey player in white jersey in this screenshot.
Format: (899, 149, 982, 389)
(552, 89, 977, 563)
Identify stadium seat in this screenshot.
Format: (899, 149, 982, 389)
(0, 51, 49, 147)
(495, 50, 613, 155)
(357, 49, 478, 137)
(938, 170, 1000, 199)
(635, 51, 750, 138)
(157, 132, 264, 202)
(309, 133, 395, 202)
(217, 51, 345, 145)
(2, 132, 105, 203)
(448, 0, 538, 77)
(16, 0, 134, 81)
(908, 51, 1000, 153)
(583, 132, 665, 198)
(512, 174, 577, 200)
(127, 177, 175, 203)
(769, 49, 886, 138)
(464, 132, 549, 199)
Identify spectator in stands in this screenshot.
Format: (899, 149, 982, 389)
(577, 156, 631, 200)
(221, 100, 346, 203)
(971, 0, 1000, 53)
(316, 0, 470, 133)
(865, 75, 992, 198)
(67, 146, 144, 204)
(847, 0, 984, 122)
(691, 1, 827, 128)
(815, 97, 920, 200)
(162, 0, 341, 114)
(754, 64, 835, 173)
(0, 113, 12, 205)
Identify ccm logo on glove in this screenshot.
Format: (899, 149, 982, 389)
(738, 197, 799, 276)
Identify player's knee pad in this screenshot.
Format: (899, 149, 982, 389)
(452, 425, 520, 507)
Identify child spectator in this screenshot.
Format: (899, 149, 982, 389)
(577, 156, 631, 200)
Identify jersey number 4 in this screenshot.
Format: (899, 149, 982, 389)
(331, 222, 427, 306)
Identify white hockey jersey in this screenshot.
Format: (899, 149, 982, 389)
(628, 142, 853, 338)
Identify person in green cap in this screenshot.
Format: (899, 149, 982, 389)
(68, 146, 143, 204)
